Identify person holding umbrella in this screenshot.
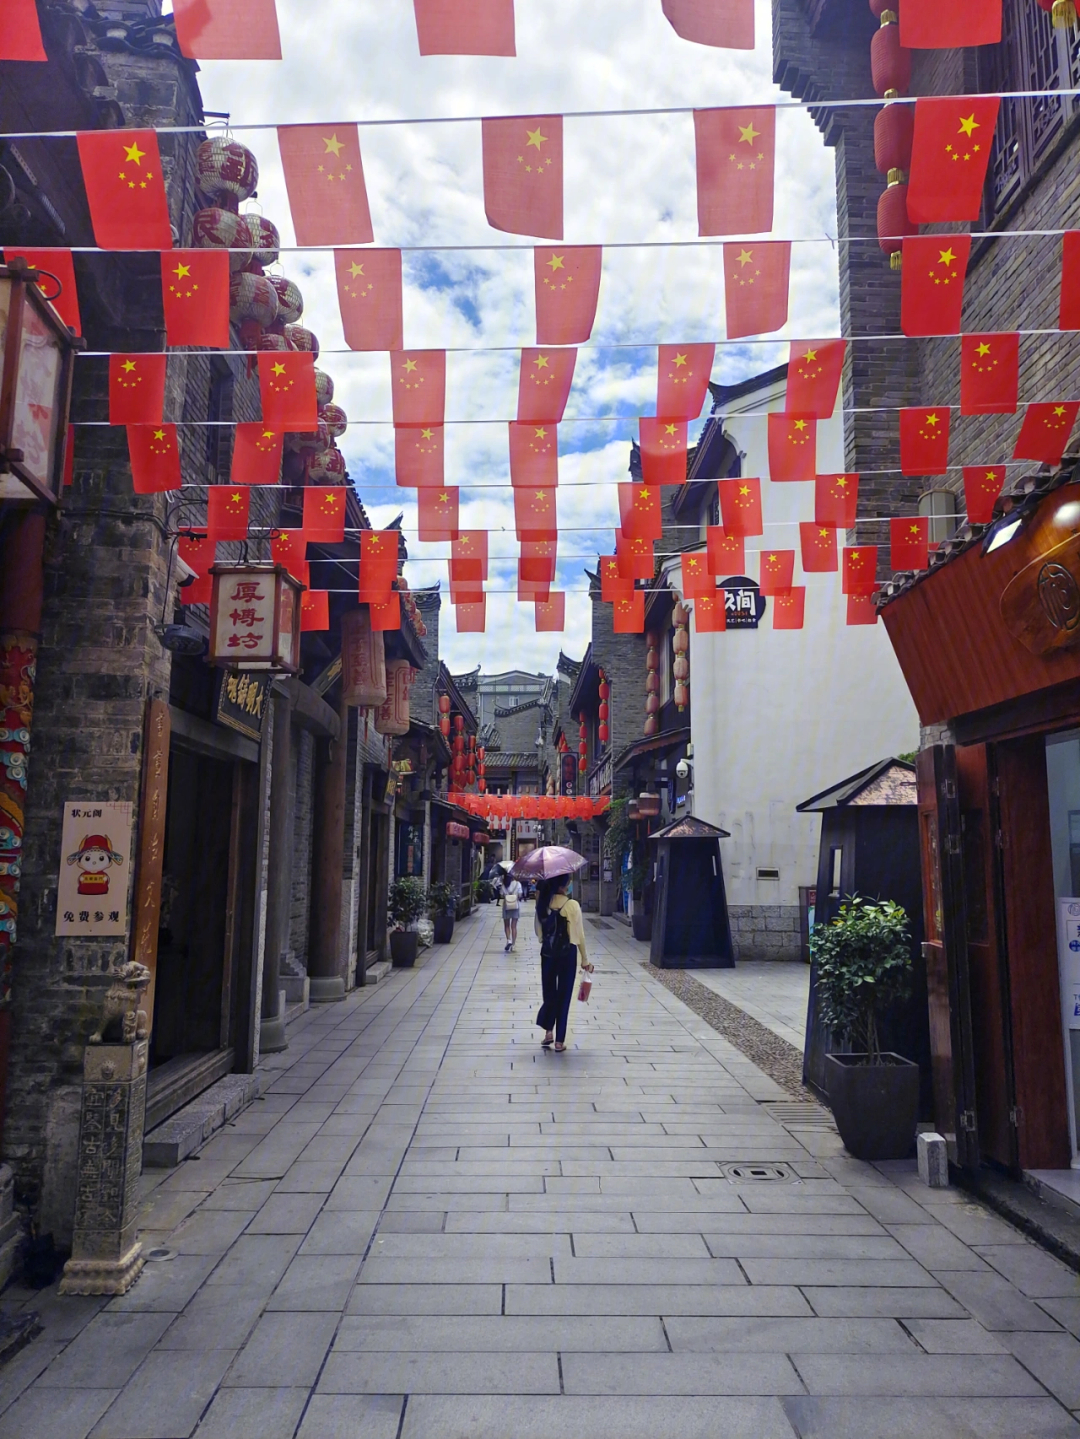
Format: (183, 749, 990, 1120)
(512, 847, 594, 1052)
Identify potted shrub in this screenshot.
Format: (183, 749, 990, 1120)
(428, 880, 456, 944)
(389, 876, 427, 967)
(812, 895, 919, 1161)
(628, 859, 652, 942)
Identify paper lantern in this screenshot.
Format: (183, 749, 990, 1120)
(229, 270, 279, 348)
(257, 332, 290, 352)
(599, 703, 609, 721)
(1037, 0, 1077, 26)
(341, 607, 387, 706)
(195, 138, 259, 210)
(375, 659, 412, 736)
(309, 444, 347, 484)
(578, 757, 587, 773)
(438, 694, 451, 714)
(646, 671, 660, 694)
(877, 176, 916, 269)
(874, 102, 914, 175)
(208, 564, 302, 674)
(599, 723, 609, 743)
(284, 324, 319, 357)
(646, 693, 660, 715)
(599, 678, 610, 701)
(239, 214, 280, 270)
(870, 15, 910, 98)
(322, 402, 348, 438)
(673, 605, 690, 711)
(455, 714, 465, 732)
(267, 275, 303, 325)
(193, 207, 252, 271)
(674, 682, 689, 708)
(314, 368, 335, 410)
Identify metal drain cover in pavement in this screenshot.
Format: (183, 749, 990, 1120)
(722, 1162, 795, 1183)
(761, 1102, 835, 1130)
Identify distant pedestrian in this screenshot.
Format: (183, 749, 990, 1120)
(535, 874, 593, 1052)
(501, 874, 523, 951)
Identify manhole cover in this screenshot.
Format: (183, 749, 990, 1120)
(722, 1162, 795, 1183)
(145, 1247, 176, 1262)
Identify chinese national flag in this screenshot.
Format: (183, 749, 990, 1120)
(815, 472, 859, 528)
(303, 487, 347, 543)
(846, 591, 879, 626)
(613, 591, 646, 633)
(772, 587, 806, 631)
(277, 125, 373, 246)
(963, 466, 1005, 525)
(1013, 402, 1079, 465)
(520, 538, 557, 584)
(483, 115, 563, 240)
(160, 250, 229, 348)
(768, 413, 816, 481)
(128, 425, 181, 494)
(899, 0, 1000, 49)
(680, 551, 714, 598)
(259, 352, 318, 429)
(843, 545, 878, 594)
(172, 0, 281, 59)
(616, 533, 654, 580)
(515, 487, 558, 541)
(0, 0, 47, 60)
(758, 548, 795, 597)
(76, 130, 172, 250)
(639, 418, 688, 485)
(335, 249, 403, 351)
(535, 593, 565, 632)
(518, 347, 576, 423)
(718, 476, 763, 537)
(455, 599, 487, 634)
(232, 424, 283, 485)
(418, 487, 460, 542)
(413, 0, 515, 54)
(694, 107, 775, 236)
(900, 408, 950, 476)
(206, 486, 250, 542)
(370, 593, 402, 631)
(693, 591, 727, 633)
(786, 340, 846, 418)
(663, 0, 753, 49)
(891, 516, 929, 571)
(452, 531, 488, 583)
(619, 483, 662, 541)
(907, 97, 1000, 224)
(1061, 233, 1080, 331)
(518, 571, 551, 601)
(707, 526, 745, 575)
(724, 242, 790, 339)
(109, 354, 166, 424)
(301, 590, 330, 632)
(272, 530, 309, 585)
(509, 421, 559, 487)
(393, 351, 446, 426)
(450, 575, 484, 604)
(395, 425, 444, 488)
(535, 246, 602, 345)
(800, 522, 838, 573)
(360, 530, 399, 596)
(961, 333, 1019, 416)
(657, 344, 715, 421)
(900, 235, 970, 338)
(599, 554, 634, 601)
(179, 535, 214, 606)
(3, 248, 81, 333)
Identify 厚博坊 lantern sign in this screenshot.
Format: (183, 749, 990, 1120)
(208, 564, 303, 673)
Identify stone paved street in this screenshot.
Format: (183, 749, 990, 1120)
(2, 905, 1080, 1438)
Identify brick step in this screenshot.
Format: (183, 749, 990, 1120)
(142, 1071, 264, 1169)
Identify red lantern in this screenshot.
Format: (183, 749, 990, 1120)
(453, 735, 465, 755)
(599, 680, 610, 701)
(439, 716, 451, 737)
(1038, 0, 1077, 24)
(599, 723, 610, 743)
(478, 778, 486, 793)
(454, 714, 465, 732)
(874, 102, 914, 175)
(578, 757, 587, 773)
(870, 18, 910, 99)
(877, 176, 917, 268)
(599, 702, 609, 720)
(438, 694, 451, 715)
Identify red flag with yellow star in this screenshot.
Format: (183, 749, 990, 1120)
(772, 587, 806, 631)
(768, 413, 816, 482)
(706, 526, 745, 576)
(724, 241, 790, 340)
(370, 593, 402, 631)
(843, 545, 878, 595)
(109, 354, 166, 425)
(413, 0, 515, 54)
(814, 473, 859, 528)
(128, 425, 181, 494)
(718, 476, 763, 537)
(0, 0, 47, 59)
(178, 534, 214, 606)
(392, 351, 446, 426)
(207, 486, 250, 542)
(335, 249, 403, 351)
(454, 598, 486, 633)
(900, 235, 970, 337)
(694, 107, 775, 236)
(303, 487, 347, 544)
(758, 549, 795, 597)
(520, 538, 557, 584)
(800, 522, 838, 573)
(517, 347, 576, 424)
(786, 340, 846, 418)
(271, 530, 309, 586)
(301, 590, 330, 632)
(680, 551, 715, 599)
(618, 483, 662, 542)
(258, 352, 318, 429)
(890, 516, 929, 571)
(899, 408, 950, 476)
(2, 248, 81, 333)
(899, 0, 1000, 48)
(77, 130, 172, 250)
(509, 421, 559, 488)
(846, 591, 879, 626)
(663, 0, 753, 48)
(639, 417, 688, 486)
(613, 591, 646, 633)
(483, 115, 563, 240)
(418, 487, 460, 542)
(534, 246, 602, 345)
(172, 0, 281, 59)
(277, 125, 373, 246)
(657, 344, 715, 421)
(599, 554, 634, 601)
(1061, 232, 1080, 331)
(395, 424, 444, 488)
(616, 533, 654, 580)
(160, 249, 229, 347)
(360, 530, 399, 596)
(963, 466, 1005, 525)
(452, 531, 488, 583)
(518, 563, 552, 600)
(961, 333, 1018, 416)
(515, 487, 558, 541)
(1013, 402, 1079, 465)
(693, 590, 727, 633)
(535, 593, 565, 632)
(907, 97, 1000, 224)
(231, 423, 283, 486)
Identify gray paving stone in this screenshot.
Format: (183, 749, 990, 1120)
(169, 1208, 255, 1254)
(975, 1244, 1080, 1298)
(297, 1209, 380, 1255)
(1004, 1331, 1080, 1407)
(780, 1396, 1080, 1438)
(887, 1223, 992, 1270)
(903, 1319, 1007, 1352)
(323, 1176, 395, 1209)
(740, 1258, 936, 1287)
(104, 1256, 219, 1313)
(156, 1285, 265, 1351)
(205, 1234, 304, 1290)
(345, 1285, 504, 1316)
(443, 1210, 634, 1233)
(295, 1393, 404, 1439)
(224, 1310, 338, 1387)
(37, 1311, 174, 1387)
(245, 1192, 326, 1234)
(88, 1348, 235, 1438)
(200, 1179, 280, 1211)
(937, 1271, 1066, 1331)
(266, 1254, 363, 1310)
(570, 1234, 710, 1258)
(802, 1288, 969, 1318)
(633, 1211, 885, 1235)
(400, 1394, 799, 1439)
(1038, 1297, 1080, 1337)
(377, 1211, 447, 1233)
(506, 1284, 812, 1317)
(333, 1314, 667, 1351)
(0, 1339, 67, 1414)
(664, 1316, 914, 1352)
(195, 1385, 311, 1439)
(924, 1202, 1030, 1247)
(273, 1160, 348, 1193)
(317, 1349, 560, 1394)
(561, 1350, 803, 1395)
(0, 1386, 119, 1439)
(793, 1352, 1045, 1396)
(552, 1257, 744, 1285)
(368, 1232, 571, 1259)
(703, 1234, 905, 1260)
(359, 1256, 552, 1285)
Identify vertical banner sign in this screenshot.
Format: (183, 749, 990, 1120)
(130, 699, 170, 1031)
(56, 801, 134, 937)
(1057, 899, 1080, 1163)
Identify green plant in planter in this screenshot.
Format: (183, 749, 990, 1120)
(427, 880, 456, 917)
(811, 895, 912, 1064)
(389, 876, 427, 931)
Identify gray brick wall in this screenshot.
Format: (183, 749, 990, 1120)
(728, 905, 803, 962)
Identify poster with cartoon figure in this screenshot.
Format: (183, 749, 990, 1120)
(55, 801, 133, 937)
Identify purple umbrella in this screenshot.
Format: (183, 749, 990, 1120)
(510, 845, 588, 880)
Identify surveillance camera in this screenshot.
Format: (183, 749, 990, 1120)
(675, 758, 690, 780)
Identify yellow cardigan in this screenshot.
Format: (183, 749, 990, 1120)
(533, 892, 588, 964)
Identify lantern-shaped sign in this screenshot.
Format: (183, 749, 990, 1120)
(341, 607, 387, 706)
(208, 564, 303, 674)
(0, 261, 79, 506)
(638, 791, 661, 818)
(375, 658, 412, 737)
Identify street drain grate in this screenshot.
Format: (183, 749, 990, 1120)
(722, 1162, 796, 1183)
(761, 1102, 836, 1130)
(145, 1247, 176, 1262)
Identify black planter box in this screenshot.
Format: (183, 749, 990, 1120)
(825, 1052, 919, 1161)
(432, 913, 454, 944)
(390, 931, 419, 968)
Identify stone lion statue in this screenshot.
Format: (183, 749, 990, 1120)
(89, 962, 151, 1045)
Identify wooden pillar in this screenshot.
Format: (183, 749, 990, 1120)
(309, 692, 348, 1002)
(260, 690, 293, 1048)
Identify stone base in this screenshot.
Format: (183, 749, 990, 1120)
(917, 1131, 949, 1188)
(259, 991, 288, 1054)
(309, 975, 346, 1003)
(59, 1241, 144, 1296)
(280, 950, 310, 1007)
(143, 1071, 264, 1168)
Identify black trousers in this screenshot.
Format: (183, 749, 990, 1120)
(536, 948, 577, 1043)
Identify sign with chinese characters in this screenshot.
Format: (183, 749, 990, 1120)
(215, 671, 271, 741)
(208, 565, 302, 673)
(56, 801, 133, 937)
(719, 575, 766, 630)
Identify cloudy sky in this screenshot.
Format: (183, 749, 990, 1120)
(186, 0, 840, 673)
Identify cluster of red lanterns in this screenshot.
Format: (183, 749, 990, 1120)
(450, 793, 611, 821)
(673, 604, 689, 711)
(477, 745, 486, 794)
(451, 713, 468, 789)
(869, 1, 917, 271)
(598, 671, 610, 747)
(438, 692, 451, 737)
(578, 712, 588, 774)
(645, 630, 660, 737)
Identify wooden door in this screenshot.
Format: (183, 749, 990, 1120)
(916, 746, 980, 1169)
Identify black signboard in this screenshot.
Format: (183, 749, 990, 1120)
(215, 670, 271, 740)
(395, 821, 424, 878)
(561, 752, 577, 796)
(719, 575, 766, 630)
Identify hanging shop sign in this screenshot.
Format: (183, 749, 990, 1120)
(1000, 530, 1080, 657)
(208, 564, 302, 673)
(56, 800, 133, 937)
(215, 670, 271, 740)
(720, 575, 766, 630)
(341, 607, 387, 706)
(446, 821, 471, 839)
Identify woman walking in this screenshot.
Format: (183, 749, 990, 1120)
(534, 874, 594, 1052)
(501, 872, 524, 951)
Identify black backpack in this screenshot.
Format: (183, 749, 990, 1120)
(539, 904, 574, 963)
